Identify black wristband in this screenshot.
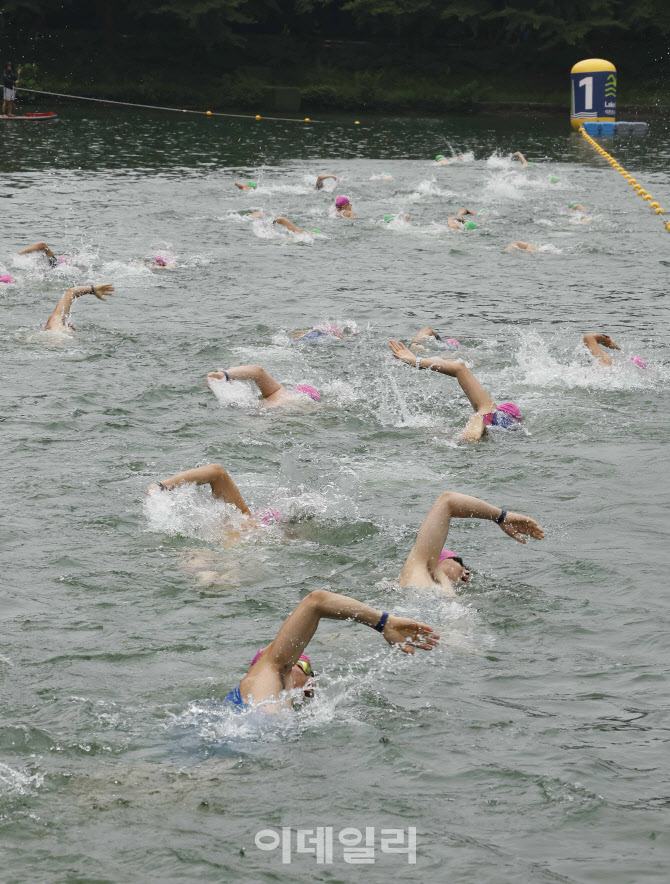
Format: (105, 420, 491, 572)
(157, 482, 166, 491)
(90, 284, 95, 294)
(496, 509, 507, 524)
(374, 611, 389, 633)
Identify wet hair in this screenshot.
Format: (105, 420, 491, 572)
(446, 554, 469, 571)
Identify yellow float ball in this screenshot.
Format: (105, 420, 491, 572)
(255, 115, 261, 120)
(650, 202, 660, 209)
(304, 117, 310, 122)
(206, 110, 212, 116)
(666, 221, 670, 230)
(355, 120, 360, 125)
(656, 208, 665, 215)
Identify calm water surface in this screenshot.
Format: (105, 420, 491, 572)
(1, 109, 669, 882)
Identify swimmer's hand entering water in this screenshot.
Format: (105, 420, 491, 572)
(389, 339, 420, 365)
(497, 511, 545, 544)
(380, 617, 441, 655)
(92, 284, 114, 301)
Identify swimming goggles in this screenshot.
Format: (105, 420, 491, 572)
(296, 659, 315, 679)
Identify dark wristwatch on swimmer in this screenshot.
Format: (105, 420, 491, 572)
(496, 509, 507, 524)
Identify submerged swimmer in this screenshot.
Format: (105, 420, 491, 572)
(388, 339, 523, 441)
(335, 196, 356, 218)
(383, 213, 410, 224)
(148, 255, 177, 269)
(315, 174, 340, 191)
(399, 491, 543, 591)
(447, 207, 478, 230)
(435, 154, 463, 165)
(235, 180, 258, 191)
(506, 241, 538, 252)
(17, 241, 66, 267)
(207, 364, 321, 407)
(147, 463, 281, 545)
(290, 323, 354, 341)
(583, 333, 621, 367)
(45, 283, 114, 332)
(224, 589, 439, 711)
(409, 327, 462, 353)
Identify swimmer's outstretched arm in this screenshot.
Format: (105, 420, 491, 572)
(207, 364, 284, 399)
(273, 217, 304, 234)
(18, 241, 55, 259)
(512, 151, 529, 167)
(583, 333, 620, 366)
(447, 216, 465, 230)
(315, 174, 339, 188)
(456, 207, 477, 217)
(401, 492, 544, 581)
(147, 463, 251, 514)
(45, 284, 114, 330)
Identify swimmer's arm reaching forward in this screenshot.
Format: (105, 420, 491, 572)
(207, 364, 284, 399)
(400, 492, 544, 586)
(273, 217, 304, 234)
(512, 151, 529, 167)
(147, 463, 251, 514)
(18, 241, 56, 261)
(389, 340, 495, 440)
(315, 174, 339, 189)
(409, 326, 439, 352)
(45, 284, 114, 330)
(583, 333, 620, 367)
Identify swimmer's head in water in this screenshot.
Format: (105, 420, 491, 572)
(496, 402, 522, 423)
(384, 214, 395, 223)
(568, 201, 580, 209)
(335, 195, 351, 209)
(550, 177, 560, 183)
(435, 155, 445, 161)
(254, 508, 283, 525)
(311, 228, 321, 234)
(251, 647, 316, 697)
(0, 273, 16, 284)
(293, 384, 321, 401)
(631, 356, 647, 369)
(155, 256, 167, 266)
(438, 550, 471, 584)
(462, 220, 477, 230)
(247, 181, 258, 189)
(444, 337, 462, 348)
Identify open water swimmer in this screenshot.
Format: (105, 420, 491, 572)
(225, 590, 439, 712)
(335, 195, 356, 217)
(235, 180, 258, 191)
(409, 326, 462, 352)
(389, 339, 523, 440)
(207, 363, 321, 406)
(315, 173, 339, 190)
(399, 491, 543, 591)
(506, 241, 538, 252)
(16, 241, 66, 267)
(511, 151, 530, 167)
(44, 283, 114, 331)
(290, 323, 355, 342)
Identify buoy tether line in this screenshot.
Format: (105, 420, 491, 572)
(578, 125, 669, 231)
(18, 88, 321, 124)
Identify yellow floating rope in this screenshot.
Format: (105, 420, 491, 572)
(578, 126, 669, 230)
(18, 87, 320, 124)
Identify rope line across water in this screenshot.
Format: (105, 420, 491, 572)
(578, 125, 669, 231)
(18, 88, 320, 124)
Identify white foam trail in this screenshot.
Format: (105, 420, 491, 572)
(0, 762, 44, 795)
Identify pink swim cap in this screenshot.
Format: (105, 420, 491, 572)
(439, 550, 458, 562)
(631, 356, 647, 369)
(335, 196, 350, 208)
(445, 338, 462, 347)
(0, 273, 16, 284)
(155, 256, 167, 266)
(254, 508, 283, 525)
(56, 257, 68, 264)
(497, 402, 522, 421)
(250, 647, 311, 668)
(293, 384, 321, 401)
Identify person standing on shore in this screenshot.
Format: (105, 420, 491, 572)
(2, 62, 21, 116)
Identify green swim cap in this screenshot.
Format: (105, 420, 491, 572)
(311, 228, 321, 234)
(568, 201, 579, 208)
(550, 176, 560, 183)
(384, 214, 395, 223)
(463, 220, 477, 230)
(247, 181, 257, 189)
(526, 161, 533, 166)
(435, 155, 445, 161)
